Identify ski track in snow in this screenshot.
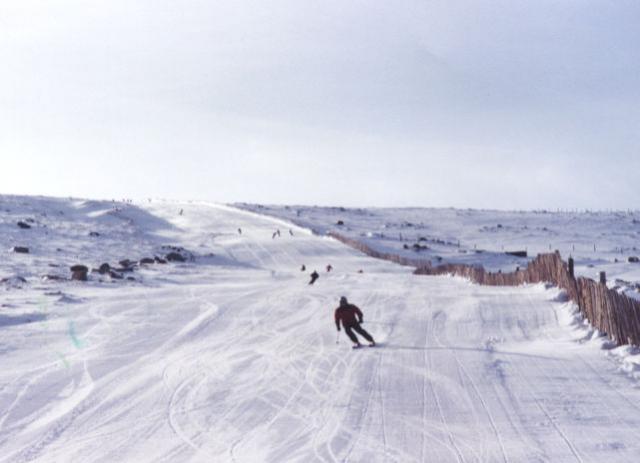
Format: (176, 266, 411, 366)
(1, 199, 640, 462)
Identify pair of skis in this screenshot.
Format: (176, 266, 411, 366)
(352, 343, 376, 349)
(336, 332, 377, 349)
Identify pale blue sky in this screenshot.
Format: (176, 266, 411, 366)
(1, 1, 639, 208)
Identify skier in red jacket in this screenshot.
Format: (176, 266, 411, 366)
(334, 296, 375, 347)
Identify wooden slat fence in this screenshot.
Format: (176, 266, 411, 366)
(329, 232, 640, 346)
(416, 252, 640, 346)
(327, 232, 431, 268)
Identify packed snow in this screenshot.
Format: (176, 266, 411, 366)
(2, 196, 640, 462)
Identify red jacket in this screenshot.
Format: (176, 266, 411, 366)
(335, 304, 363, 329)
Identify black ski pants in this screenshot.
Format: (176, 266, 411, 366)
(343, 323, 374, 344)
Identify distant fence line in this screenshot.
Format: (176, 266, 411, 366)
(329, 232, 640, 347)
(327, 232, 431, 268)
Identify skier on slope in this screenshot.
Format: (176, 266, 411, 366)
(334, 296, 375, 348)
(309, 270, 319, 285)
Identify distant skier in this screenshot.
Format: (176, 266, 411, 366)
(238, 228, 242, 235)
(276, 229, 281, 237)
(289, 229, 294, 236)
(326, 264, 333, 272)
(301, 264, 306, 272)
(272, 232, 277, 239)
(335, 296, 375, 348)
(309, 270, 319, 285)
(179, 209, 184, 216)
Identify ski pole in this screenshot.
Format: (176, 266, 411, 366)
(336, 331, 340, 344)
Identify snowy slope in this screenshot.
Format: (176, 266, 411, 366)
(237, 204, 640, 300)
(2, 197, 640, 462)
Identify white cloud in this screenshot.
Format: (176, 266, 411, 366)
(1, 0, 639, 208)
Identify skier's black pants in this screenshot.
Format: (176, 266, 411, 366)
(344, 323, 374, 344)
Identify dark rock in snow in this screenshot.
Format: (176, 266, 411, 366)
(89, 231, 100, 237)
(98, 263, 111, 274)
(160, 245, 193, 262)
(42, 275, 65, 281)
(11, 246, 29, 254)
(119, 259, 136, 269)
(629, 256, 640, 263)
(506, 250, 528, 258)
(70, 265, 89, 281)
(109, 271, 124, 279)
(71, 272, 87, 282)
(139, 257, 155, 265)
(336, 220, 344, 226)
(154, 256, 167, 264)
(17, 221, 31, 229)
(165, 252, 186, 262)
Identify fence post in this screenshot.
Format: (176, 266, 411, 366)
(600, 271, 606, 285)
(568, 257, 574, 279)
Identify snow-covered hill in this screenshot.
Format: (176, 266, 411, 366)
(2, 196, 640, 462)
(238, 204, 640, 300)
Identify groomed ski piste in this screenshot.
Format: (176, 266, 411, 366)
(2, 196, 640, 462)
